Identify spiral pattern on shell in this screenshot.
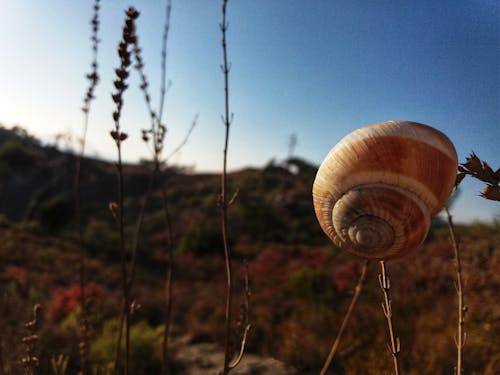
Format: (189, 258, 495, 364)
(312, 120, 458, 259)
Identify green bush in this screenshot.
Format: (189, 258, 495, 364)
(285, 268, 336, 305)
(84, 218, 120, 260)
(90, 319, 163, 375)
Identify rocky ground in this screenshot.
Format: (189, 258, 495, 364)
(171, 334, 300, 375)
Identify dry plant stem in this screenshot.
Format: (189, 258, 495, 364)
(117, 142, 131, 375)
(445, 206, 466, 375)
(20, 304, 42, 375)
(129, 2, 183, 370)
(113, 298, 125, 375)
(158, 0, 172, 124)
(131, 2, 175, 370)
(228, 261, 252, 370)
(75, 2, 100, 374)
(160, 180, 174, 375)
(110, 9, 139, 374)
(128, 169, 157, 289)
(379, 260, 401, 375)
(165, 115, 198, 162)
(74, 117, 90, 375)
(0, 340, 5, 375)
(320, 260, 369, 375)
(128, 18, 162, 290)
(220, 0, 235, 373)
(111, 142, 132, 375)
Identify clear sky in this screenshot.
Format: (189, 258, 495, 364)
(0, 1, 498, 223)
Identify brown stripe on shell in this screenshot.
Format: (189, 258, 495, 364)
(312, 121, 458, 259)
(338, 120, 458, 162)
(312, 133, 457, 215)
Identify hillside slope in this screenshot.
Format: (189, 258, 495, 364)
(0, 125, 499, 374)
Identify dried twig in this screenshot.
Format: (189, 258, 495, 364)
(165, 114, 198, 163)
(75, 2, 100, 373)
(379, 261, 401, 375)
(158, 0, 172, 125)
(19, 304, 43, 375)
(445, 206, 467, 375)
(320, 260, 369, 375)
(0, 340, 4, 375)
(160, 181, 175, 375)
(219, 1, 249, 373)
(128, 2, 178, 372)
(228, 261, 252, 370)
(110, 8, 139, 375)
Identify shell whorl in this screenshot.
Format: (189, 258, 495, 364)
(312, 120, 458, 260)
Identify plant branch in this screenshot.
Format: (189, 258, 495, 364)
(158, 0, 172, 125)
(445, 206, 466, 375)
(75, 1, 100, 373)
(0, 340, 4, 375)
(160, 177, 175, 375)
(219, 0, 239, 373)
(110, 8, 139, 375)
(379, 260, 401, 375)
(228, 261, 252, 370)
(165, 114, 198, 163)
(320, 260, 369, 375)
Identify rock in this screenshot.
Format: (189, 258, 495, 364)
(171, 335, 298, 375)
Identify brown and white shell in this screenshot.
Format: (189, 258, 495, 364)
(312, 120, 458, 260)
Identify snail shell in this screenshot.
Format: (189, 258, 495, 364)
(312, 120, 458, 260)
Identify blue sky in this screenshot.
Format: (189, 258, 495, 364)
(0, 1, 498, 223)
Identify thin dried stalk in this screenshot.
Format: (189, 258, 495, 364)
(19, 304, 43, 375)
(160, 181, 174, 375)
(320, 260, 369, 375)
(220, 0, 235, 373)
(158, 0, 172, 124)
(75, 2, 100, 373)
(0, 340, 4, 375)
(228, 261, 252, 370)
(110, 8, 140, 375)
(129, 2, 176, 371)
(445, 206, 466, 375)
(379, 261, 401, 375)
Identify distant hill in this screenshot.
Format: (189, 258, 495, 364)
(0, 124, 325, 258)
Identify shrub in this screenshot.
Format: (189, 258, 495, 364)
(90, 319, 163, 375)
(50, 282, 106, 321)
(178, 224, 227, 257)
(285, 268, 336, 305)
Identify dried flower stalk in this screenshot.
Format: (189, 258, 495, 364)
(19, 304, 43, 375)
(445, 206, 467, 375)
(75, 2, 100, 374)
(218, 0, 251, 373)
(110, 8, 139, 375)
(320, 260, 369, 375)
(379, 261, 401, 375)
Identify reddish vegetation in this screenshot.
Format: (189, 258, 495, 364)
(49, 282, 106, 321)
(4, 265, 28, 285)
(0, 223, 499, 374)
